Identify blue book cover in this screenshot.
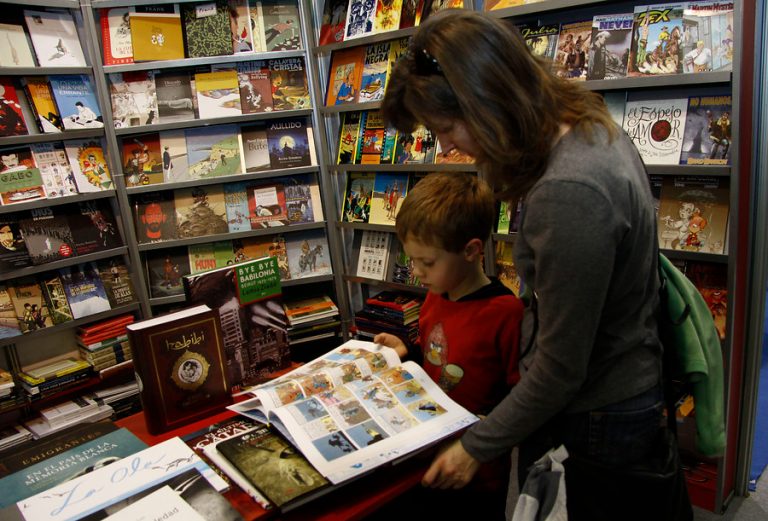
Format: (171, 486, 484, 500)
(0, 427, 147, 508)
(224, 181, 251, 233)
(48, 75, 104, 130)
(58, 262, 111, 319)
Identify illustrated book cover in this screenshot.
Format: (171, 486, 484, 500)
(495, 240, 523, 297)
(368, 172, 409, 225)
(228, 340, 478, 487)
(19, 77, 63, 133)
(389, 239, 423, 288)
(627, 2, 685, 76)
(30, 142, 77, 198)
(154, 70, 196, 123)
(129, 5, 185, 61)
(266, 117, 313, 169)
(285, 228, 332, 280)
(237, 60, 273, 114)
(185, 124, 243, 179)
(133, 191, 177, 243)
(393, 125, 435, 164)
(345, 0, 377, 40)
(0, 78, 28, 137)
(622, 97, 688, 165)
(359, 41, 390, 103)
(181, 0, 233, 58)
(356, 109, 389, 164)
(100, 6, 134, 66)
(318, 0, 347, 45)
(325, 46, 365, 106)
(8, 276, 52, 332)
(127, 304, 231, 434)
(553, 19, 592, 80)
(277, 173, 322, 225)
(342, 172, 374, 223)
(145, 246, 190, 297)
(679, 94, 732, 165)
(241, 123, 270, 172)
(97, 259, 137, 308)
(160, 129, 190, 182)
(0, 21, 35, 67)
(48, 75, 103, 130)
(268, 57, 310, 111)
(17, 207, 75, 265)
(22, 9, 86, 67)
(0, 146, 45, 205)
(0, 218, 31, 271)
(587, 12, 634, 80)
(174, 185, 229, 239)
(234, 235, 290, 280)
(108, 71, 158, 128)
(373, 0, 402, 33)
(224, 181, 252, 233)
(681, 1, 734, 73)
(229, 0, 254, 53)
(519, 22, 560, 63)
(58, 262, 112, 319)
(194, 69, 242, 119)
(63, 139, 113, 191)
(0, 284, 21, 339)
(66, 199, 121, 256)
(337, 111, 362, 164)
(260, 0, 303, 51)
(122, 133, 164, 187)
(183, 256, 291, 391)
(356, 229, 390, 280)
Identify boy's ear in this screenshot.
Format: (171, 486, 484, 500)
(463, 238, 484, 260)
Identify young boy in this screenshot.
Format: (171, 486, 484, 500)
(372, 173, 523, 520)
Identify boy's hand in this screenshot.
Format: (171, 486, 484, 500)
(422, 439, 480, 489)
(373, 333, 407, 358)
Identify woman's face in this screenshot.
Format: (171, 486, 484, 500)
(432, 120, 480, 159)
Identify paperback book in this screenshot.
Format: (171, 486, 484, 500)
(393, 125, 435, 164)
(553, 19, 592, 80)
(0, 284, 21, 339)
(356, 110, 388, 164)
(627, 3, 685, 76)
(97, 259, 137, 308)
(108, 71, 158, 128)
(160, 129, 190, 182)
(519, 23, 560, 62)
(129, 5, 185, 61)
(266, 117, 313, 169)
(154, 70, 196, 123)
(48, 75, 103, 130)
(181, 0, 233, 58)
(241, 123, 271, 172)
(237, 61, 273, 114)
(30, 142, 76, 198)
(8, 277, 51, 332)
(58, 262, 111, 319)
(185, 124, 243, 179)
(18, 207, 75, 265)
(337, 111, 362, 164)
(247, 181, 288, 229)
(679, 94, 732, 165)
(278, 173, 322, 224)
(268, 57, 310, 111)
(64, 139, 113, 192)
(0, 147, 45, 205)
(373, 0, 402, 32)
(341, 172, 374, 223)
(20, 77, 63, 133)
(195, 69, 242, 119)
(236, 235, 290, 280)
(66, 199, 121, 255)
(145, 246, 190, 297)
(622, 97, 688, 165)
(122, 133, 164, 187)
(0, 218, 31, 271)
(285, 229, 332, 279)
(0, 78, 27, 137)
(681, 1, 734, 73)
(260, 0, 303, 51)
(174, 185, 229, 239)
(133, 191, 177, 243)
(22, 9, 86, 67)
(318, 0, 347, 45)
(587, 12, 634, 80)
(356, 229, 390, 280)
(345, 0, 377, 40)
(224, 181, 252, 233)
(368, 172, 409, 225)
(359, 42, 390, 103)
(0, 22, 35, 67)
(100, 6, 134, 66)
(325, 46, 365, 106)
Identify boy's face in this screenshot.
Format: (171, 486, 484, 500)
(403, 236, 471, 298)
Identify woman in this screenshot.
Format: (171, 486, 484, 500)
(382, 9, 685, 520)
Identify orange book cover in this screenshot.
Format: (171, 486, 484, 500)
(325, 46, 365, 106)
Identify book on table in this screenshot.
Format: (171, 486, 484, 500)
(225, 339, 478, 509)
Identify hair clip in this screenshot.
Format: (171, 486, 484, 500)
(413, 47, 444, 76)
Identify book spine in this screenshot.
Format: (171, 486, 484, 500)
(76, 315, 134, 336)
(77, 333, 130, 351)
(21, 371, 91, 396)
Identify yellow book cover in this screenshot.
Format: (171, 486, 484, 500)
(194, 70, 242, 119)
(129, 5, 185, 62)
(21, 77, 63, 133)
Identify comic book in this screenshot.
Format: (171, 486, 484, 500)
(679, 94, 732, 165)
(174, 185, 229, 239)
(627, 3, 685, 77)
(588, 13, 634, 80)
(681, 1, 734, 73)
(622, 97, 688, 165)
(108, 71, 158, 128)
(342, 172, 375, 223)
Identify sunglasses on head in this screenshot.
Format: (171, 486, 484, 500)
(412, 47, 443, 76)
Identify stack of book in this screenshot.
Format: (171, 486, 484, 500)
(23, 396, 113, 439)
(90, 380, 141, 419)
(17, 355, 92, 397)
(353, 291, 422, 347)
(283, 295, 340, 346)
(0, 424, 32, 451)
(0, 368, 15, 400)
(76, 314, 135, 377)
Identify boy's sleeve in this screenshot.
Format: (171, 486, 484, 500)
(498, 296, 524, 388)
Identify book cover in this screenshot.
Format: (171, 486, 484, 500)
(374, 0, 402, 32)
(682, 2, 734, 73)
(623, 97, 688, 165)
(628, 3, 685, 76)
(679, 94, 732, 165)
(133, 191, 177, 243)
(342, 172, 374, 223)
(122, 133, 164, 187)
(154, 70, 196, 124)
(96, 259, 137, 308)
(393, 125, 435, 164)
(17, 207, 75, 265)
(247, 182, 288, 229)
(59, 262, 112, 319)
(0, 22, 35, 67)
(241, 123, 270, 172)
(337, 111, 362, 165)
(553, 20, 592, 80)
(174, 185, 229, 238)
(260, 0, 303, 51)
(248, 0, 267, 52)
(195, 69, 242, 119)
(266, 117, 312, 169)
(8, 276, 51, 332)
(356, 109, 387, 164)
(160, 129, 190, 182)
(129, 5, 185, 62)
(0, 78, 28, 137)
(390, 239, 422, 287)
(485, 0, 523, 9)
(278, 174, 320, 225)
(234, 235, 289, 280)
(188, 242, 219, 274)
(237, 60, 273, 114)
(0, 147, 45, 205)
(224, 181, 251, 233)
(657, 175, 729, 254)
(20, 77, 63, 133)
(229, 0, 254, 52)
(185, 124, 243, 179)
(345, 0, 377, 40)
(181, 0, 233, 58)
(495, 240, 523, 297)
(588, 13, 634, 80)
(0, 284, 22, 339)
(127, 305, 231, 434)
(285, 229, 332, 279)
(359, 42, 389, 103)
(325, 46, 365, 106)
(184, 257, 290, 390)
(145, 247, 190, 297)
(30, 142, 76, 198)
(0, 218, 31, 271)
(217, 424, 328, 508)
(100, 7, 134, 66)
(686, 260, 728, 340)
(369, 172, 409, 225)
(268, 57, 310, 111)
(64, 139, 113, 192)
(66, 199, 121, 256)
(519, 23, 560, 62)
(318, 0, 347, 45)
(108, 71, 158, 128)
(356, 229, 390, 280)
(48, 75, 104, 130)
(22, 9, 86, 66)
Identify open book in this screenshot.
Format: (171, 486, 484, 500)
(228, 340, 478, 484)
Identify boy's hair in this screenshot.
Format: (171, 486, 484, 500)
(395, 173, 494, 253)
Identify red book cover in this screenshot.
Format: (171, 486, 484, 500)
(247, 182, 288, 229)
(0, 78, 28, 137)
(100, 7, 134, 66)
(77, 313, 135, 336)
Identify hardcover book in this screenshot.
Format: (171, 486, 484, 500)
(18, 207, 76, 265)
(0, 147, 45, 205)
(0, 78, 28, 137)
(228, 340, 477, 489)
(194, 69, 242, 119)
(681, 1, 734, 73)
(129, 5, 185, 61)
(587, 12, 634, 80)
(122, 133, 164, 187)
(174, 185, 229, 239)
(183, 257, 290, 391)
(368, 172, 409, 225)
(145, 246, 190, 297)
(679, 94, 732, 165)
(0, 218, 31, 271)
(325, 46, 365, 106)
(345, 0, 377, 40)
(393, 125, 435, 164)
(30, 142, 77, 198)
(553, 19, 592, 80)
(22, 9, 86, 67)
(133, 191, 177, 243)
(237, 61, 273, 114)
(237, 235, 290, 280)
(127, 304, 232, 434)
(356, 109, 387, 164)
(96, 259, 137, 308)
(241, 123, 270, 172)
(224, 181, 251, 233)
(359, 42, 390, 103)
(64, 139, 113, 192)
(336, 111, 362, 164)
(58, 262, 111, 319)
(229, 0, 254, 52)
(160, 129, 190, 182)
(622, 97, 688, 165)
(260, 0, 303, 51)
(266, 117, 312, 169)
(108, 71, 158, 128)
(268, 57, 310, 111)
(342, 172, 374, 223)
(185, 124, 243, 179)
(66, 199, 121, 256)
(247, 182, 288, 229)
(627, 3, 685, 77)
(356, 229, 390, 280)
(154, 70, 196, 124)
(181, 0, 233, 58)
(48, 75, 104, 130)
(374, 0, 402, 32)
(100, 7, 134, 66)
(0, 22, 35, 67)
(20, 77, 63, 133)
(8, 276, 51, 332)
(285, 229, 332, 279)
(318, 0, 347, 45)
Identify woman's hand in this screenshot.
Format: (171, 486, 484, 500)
(373, 333, 407, 358)
(421, 439, 480, 489)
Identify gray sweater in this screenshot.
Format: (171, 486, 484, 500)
(462, 127, 662, 462)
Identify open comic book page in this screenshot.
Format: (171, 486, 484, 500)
(228, 340, 478, 484)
